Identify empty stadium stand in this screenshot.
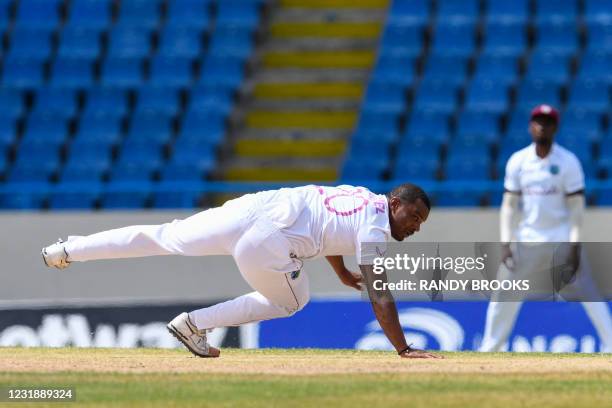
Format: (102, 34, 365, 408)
(1, 0, 612, 209)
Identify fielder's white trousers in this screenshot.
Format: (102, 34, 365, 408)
(63, 193, 310, 330)
(480, 244, 612, 352)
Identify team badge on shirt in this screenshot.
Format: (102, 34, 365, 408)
(550, 164, 560, 175)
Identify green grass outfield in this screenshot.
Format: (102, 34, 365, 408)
(0, 348, 611, 408)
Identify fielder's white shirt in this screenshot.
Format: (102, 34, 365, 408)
(505, 143, 584, 242)
(253, 185, 391, 264)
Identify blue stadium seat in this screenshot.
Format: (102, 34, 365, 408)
(421, 55, 468, 86)
(396, 136, 441, 160)
(157, 27, 202, 58)
(14, 0, 61, 30)
(160, 161, 208, 181)
(109, 161, 157, 182)
(58, 28, 102, 59)
(66, 0, 112, 30)
(387, 0, 429, 27)
(199, 56, 244, 88)
(0, 115, 16, 149)
(8, 28, 52, 60)
(126, 112, 173, 145)
(437, 0, 480, 24)
(0, 89, 25, 118)
(49, 189, 99, 209)
(566, 80, 610, 112)
(32, 88, 78, 118)
(101, 184, 150, 209)
(51, 58, 94, 88)
(188, 85, 234, 115)
(179, 111, 227, 146)
(472, 55, 518, 85)
(370, 55, 415, 86)
(22, 114, 68, 143)
(341, 158, 388, 182)
(555, 137, 592, 163)
(149, 57, 193, 87)
(586, 21, 612, 52)
(435, 191, 483, 206)
(599, 135, 612, 160)
(101, 57, 144, 87)
(60, 154, 110, 182)
(412, 80, 458, 113)
(558, 109, 603, 140)
(354, 111, 398, 140)
(449, 141, 494, 164)
(393, 157, 439, 181)
(117, 0, 161, 28)
(362, 82, 406, 114)
(348, 137, 392, 160)
(456, 111, 500, 141)
(506, 111, 532, 135)
(171, 140, 216, 170)
(524, 53, 571, 84)
(216, 0, 260, 29)
(444, 156, 491, 180)
(595, 189, 612, 205)
(535, 0, 578, 24)
(585, 0, 612, 23)
(404, 110, 450, 140)
(0, 187, 47, 209)
(84, 88, 129, 117)
(482, 21, 527, 56)
(576, 51, 612, 83)
(116, 145, 163, 169)
(9, 155, 59, 182)
(485, 0, 529, 24)
(108, 27, 152, 58)
(515, 81, 562, 112)
(135, 87, 181, 115)
(464, 80, 510, 114)
(430, 22, 476, 57)
(166, 0, 212, 29)
(74, 117, 122, 148)
(0, 0, 11, 30)
(2, 57, 44, 89)
(534, 21, 578, 56)
(379, 25, 424, 57)
(208, 28, 254, 58)
(153, 189, 201, 209)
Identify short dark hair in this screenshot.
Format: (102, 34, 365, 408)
(387, 183, 431, 210)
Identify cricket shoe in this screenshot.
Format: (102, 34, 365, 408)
(167, 312, 220, 358)
(41, 239, 71, 269)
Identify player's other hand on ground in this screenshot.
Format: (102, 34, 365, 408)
(338, 269, 363, 291)
(501, 243, 515, 271)
(400, 347, 444, 359)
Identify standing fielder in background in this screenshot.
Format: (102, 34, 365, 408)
(42, 183, 441, 359)
(480, 105, 612, 352)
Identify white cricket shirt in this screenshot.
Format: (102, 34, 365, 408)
(505, 143, 585, 242)
(254, 185, 391, 264)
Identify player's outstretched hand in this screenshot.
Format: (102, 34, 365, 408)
(501, 243, 515, 271)
(338, 269, 363, 291)
(399, 347, 444, 359)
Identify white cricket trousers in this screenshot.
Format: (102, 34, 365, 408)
(63, 193, 310, 330)
(480, 244, 612, 352)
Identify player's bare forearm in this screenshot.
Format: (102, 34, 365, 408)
(327, 256, 363, 291)
(359, 264, 408, 353)
(325, 256, 346, 275)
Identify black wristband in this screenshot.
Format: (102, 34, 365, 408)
(398, 345, 413, 355)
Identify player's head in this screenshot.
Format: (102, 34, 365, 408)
(529, 104, 559, 145)
(386, 183, 430, 241)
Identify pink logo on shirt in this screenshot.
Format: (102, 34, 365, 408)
(315, 186, 386, 217)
